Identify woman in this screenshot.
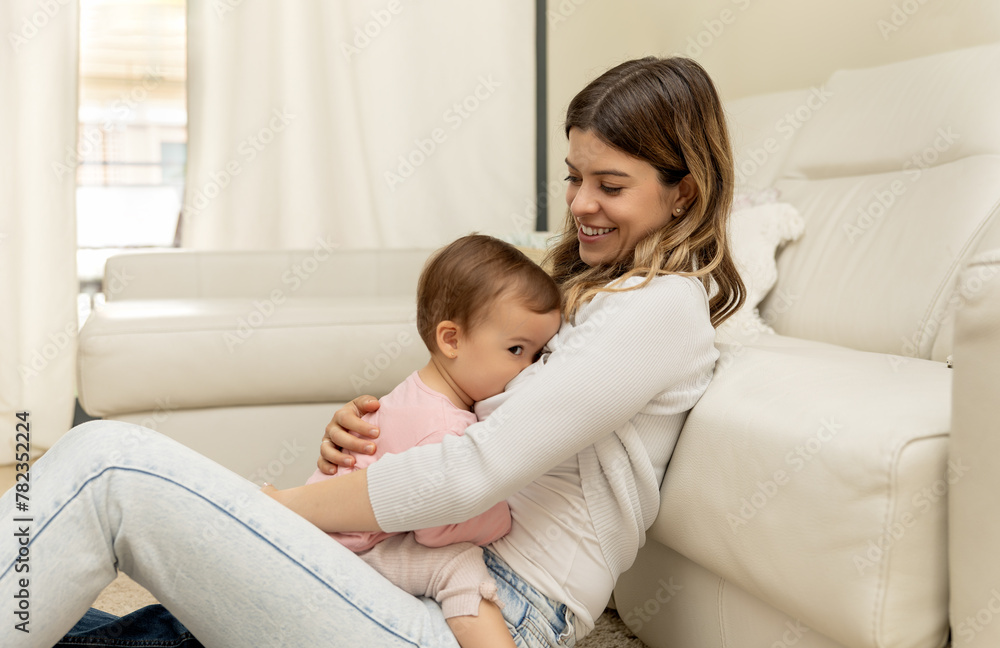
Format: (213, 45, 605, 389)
(1, 56, 742, 647)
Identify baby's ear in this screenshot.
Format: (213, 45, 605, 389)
(435, 320, 461, 359)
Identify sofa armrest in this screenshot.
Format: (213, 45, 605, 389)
(949, 248, 1000, 647)
(79, 246, 438, 417)
(102, 246, 436, 301)
(645, 334, 951, 648)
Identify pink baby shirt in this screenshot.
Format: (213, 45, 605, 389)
(306, 370, 512, 552)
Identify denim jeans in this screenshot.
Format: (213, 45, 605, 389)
(52, 552, 576, 647)
(56, 605, 202, 646)
(0, 421, 575, 647)
(485, 549, 576, 647)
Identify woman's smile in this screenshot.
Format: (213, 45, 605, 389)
(578, 224, 617, 239)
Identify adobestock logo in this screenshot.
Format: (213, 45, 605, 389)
(223, 236, 337, 352)
(212, 0, 243, 20)
(621, 577, 682, 633)
(853, 458, 969, 576)
(102, 68, 165, 131)
(7, 0, 72, 54)
(349, 331, 416, 392)
(340, 0, 406, 60)
(130, 397, 179, 434)
(184, 106, 296, 221)
(727, 418, 843, 532)
(843, 127, 961, 244)
(51, 68, 165, 181)
(956, 589, 1000, 644)
(508, 178, 565, 234)
(245, 438, 308, 486)
(383, 75, 501, 192)
(546, 0, 588, 29)
(674, 0, 753, 59)
(771, 620, 810, 648)
(18, 321, 77, 381)
(734, 86, 833, 187)
(715, 288, 801, 373)
(876, 0, 934, 41)
(890, 258, 998, 371)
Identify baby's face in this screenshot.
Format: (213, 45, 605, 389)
(453, 294, 561, 402)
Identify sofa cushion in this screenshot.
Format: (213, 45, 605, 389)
(780, 43, 1000, 181)
(725, 88, 819, 193)
(653, 334, 951, 648)
(761, 43, 1000, 360)
(77, 297, 429, 416)
(765, 156, 1000, 359)
(101, 247, 434, 301)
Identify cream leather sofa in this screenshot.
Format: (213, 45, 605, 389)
(77, 43, 1000, 647)
(77, 246, 434, 488)
(612, 44, 1000, 648)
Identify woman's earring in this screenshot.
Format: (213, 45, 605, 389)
(674, 206, 684, 216)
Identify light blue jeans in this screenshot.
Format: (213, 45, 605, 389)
(0, 421, 576, 647)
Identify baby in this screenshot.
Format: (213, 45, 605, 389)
(265, 234, 562, 648)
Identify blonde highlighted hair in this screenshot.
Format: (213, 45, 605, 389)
(545, 56, 744, 327)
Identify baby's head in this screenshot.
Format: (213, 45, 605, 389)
(417, 235, 562, 403)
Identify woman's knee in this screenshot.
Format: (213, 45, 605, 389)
(67, 418, 156, 440)
(60, 420, 161, 465)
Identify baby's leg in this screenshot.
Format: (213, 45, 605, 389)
(446, 599, 514, 648)
(360, 534, 515, 648)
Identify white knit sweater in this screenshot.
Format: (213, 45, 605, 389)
(367, 273, 719, 615)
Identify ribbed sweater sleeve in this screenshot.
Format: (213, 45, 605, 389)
(367, 274, 717, 533)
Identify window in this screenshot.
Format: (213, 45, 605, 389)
(77, 0, 186, 321)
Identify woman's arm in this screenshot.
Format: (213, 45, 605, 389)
(309, 276, 717, 534)
(263, 468, 380, 532)
(282, 422, 512, 542)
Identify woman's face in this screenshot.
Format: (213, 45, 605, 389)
(564, 127, 689, 267)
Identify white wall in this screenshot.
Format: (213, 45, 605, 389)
(544, 0, 1000, 222)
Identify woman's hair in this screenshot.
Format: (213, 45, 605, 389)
(416, 234, 561, 351)
(545, 56, 745, 327)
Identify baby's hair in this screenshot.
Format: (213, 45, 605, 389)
(416, 234, 561, 352)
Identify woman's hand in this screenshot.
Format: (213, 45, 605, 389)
(316, 395, 381, 475)
(260, 482, 284, 504)
(260, 482, 289, 507)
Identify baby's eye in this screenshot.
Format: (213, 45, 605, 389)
(509, 346, 524, 356)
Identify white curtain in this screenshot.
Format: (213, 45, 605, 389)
(0, 0, 79, 462)
(183, 0, 535, 250)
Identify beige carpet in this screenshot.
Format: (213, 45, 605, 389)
(94, 572, 648, 646)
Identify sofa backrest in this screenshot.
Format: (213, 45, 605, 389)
(102, 247, 435, 301)
(727, 43, 1000, 361)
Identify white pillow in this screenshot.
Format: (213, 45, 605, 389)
(716, 199, 804, 345)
